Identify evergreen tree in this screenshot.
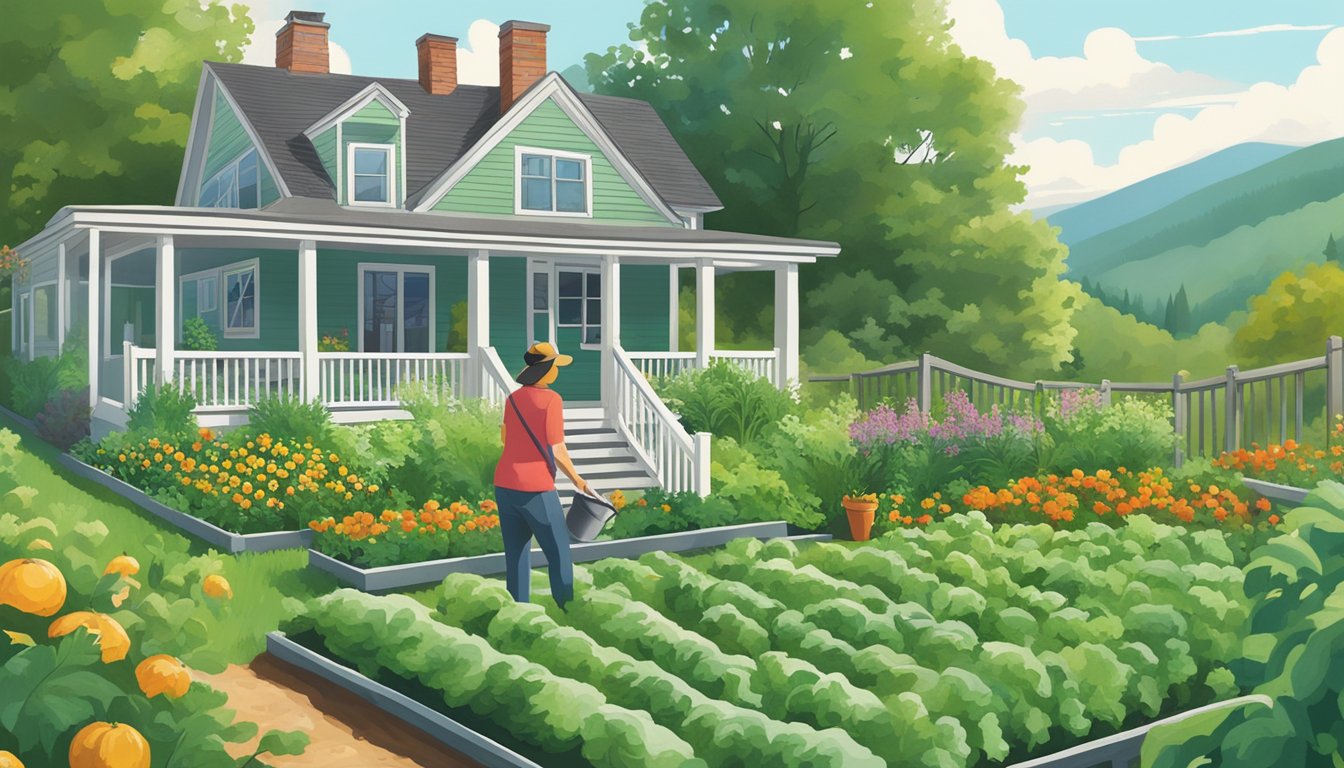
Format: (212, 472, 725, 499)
(1173, 285, 1192, 337)
(1164, 295, 1176, 333)
(1326, 234, 1340, 263)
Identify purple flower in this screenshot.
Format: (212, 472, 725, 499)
(850, 390, 1043, 451)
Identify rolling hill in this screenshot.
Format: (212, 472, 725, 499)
(1046, 142, 1297, 245)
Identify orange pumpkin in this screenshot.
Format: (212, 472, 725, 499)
(0, 558, 67, 616)
(48, 612, 131, 663)
(202, 574, 232, 600)
(68, 722, 150, 768)
(0, 749, 24, 768)
(103, 555, 140, 578)
(135, 655, 191, 699)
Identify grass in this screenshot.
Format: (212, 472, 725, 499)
(1, 413, 337, 667)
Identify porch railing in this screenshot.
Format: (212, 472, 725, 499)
(478, 346, 519, 407)
(613, 346, 711, 496)
(713, 349, 779, 384)
(123, 342, 156, 408)
(317, 352, 469, 408)
(175, 351, 303, 411)
(626, 349, 781, 387)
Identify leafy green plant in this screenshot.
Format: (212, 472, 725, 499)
(126, 384, 198, 438)
(180, 316, 218, 351)
(1044, 390, 1176, 474)
(34, 387, 90, 450)
(392, 394, 503, 504)
(245, 393, 332, 444)
(2, 355, 62, 417)
(656, 360, 797, 446)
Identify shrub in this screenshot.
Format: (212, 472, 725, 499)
(127, 384, 198, 438)
(758, 397, 861, 520)
(35, 387, 90, 450)
(318, 328, 350, 352)
(180, 317, 218, 351)
(245, 394, 332, 444)
(390, 394, 502, 504)
(2, 356, 61, 417)
(707, 438, 819, 528)
(1043, 390, 1175, 474)
(656, 360, 797, 446)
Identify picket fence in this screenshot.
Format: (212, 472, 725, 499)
(810, 336, 1344, 467)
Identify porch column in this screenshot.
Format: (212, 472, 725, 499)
(56, 241, 66, 349)
(695, 261, 715, 369)
(87, 228, 101, 409)
(154, 235, 175, 385)
(774, 262, 799, 390)
(668, 264, 679, 352)
(297, 240, 319, 401)
(466, 250, 490, 398)
(601, 255, 621, 415)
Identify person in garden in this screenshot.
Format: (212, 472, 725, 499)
(494, 342, 592, 608)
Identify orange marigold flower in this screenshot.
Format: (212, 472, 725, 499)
(916, 514, 933, 525)
(1268, 514, 1281, 525)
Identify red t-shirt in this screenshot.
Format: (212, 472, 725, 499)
(494, 386, 565, 492)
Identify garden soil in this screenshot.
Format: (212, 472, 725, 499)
(199, 655, 480, 767)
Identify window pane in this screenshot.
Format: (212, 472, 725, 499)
(239, 167, 259, 209)
(521, 177, 551, 210)
(532, 272, 549, 310)
(586, 297, 601, 325)
(558, 271, 583, 298)
(584, 326, 601, 345)
(200, 177, 218, 207)
(354, 148, 388, 175)
(403, 272, 430, 353)
(354, 174, 388, 202)
(558, 298, 582, 325)
(226, 270, 256, 331)
(364, 271, 398, 352)
(586, 272, 601, 298)
(556, 180, 586, 213)
(521, 155, 551, 177)
(555, 159, 583, 180)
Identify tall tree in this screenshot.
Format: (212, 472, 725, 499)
(584, 0, 1078, 376)
(0, 0, 253, 243)
(1235, 263, 1344, 366)
(1325, 234, 1339, 263)
(1172, 285, 1191, 338)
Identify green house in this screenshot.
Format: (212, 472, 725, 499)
(10, 12, 839, 497)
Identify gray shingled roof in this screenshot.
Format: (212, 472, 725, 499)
(205, 62, 721, 211)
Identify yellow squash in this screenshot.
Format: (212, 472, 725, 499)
(0, 558, 67, 617)
(68, 722, 150, 768)
(135, 654, 191, 699)
(48, 611, 131, 663)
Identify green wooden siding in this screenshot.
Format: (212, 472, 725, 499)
(315, 250, 467, 352)
(175, 249, 297, 351)
(109, 286, 156, 349)
(312, 125, 338, 190)
(200, 89, 278, 208)
(339, 100, 401, 205)
(619, 265, 671, 352)
(431, 99, 673, 226)
(489, 257, 527, 366)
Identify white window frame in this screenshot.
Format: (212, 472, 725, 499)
(30, 281, 58, 346)
(514, 146, 594, 218)
(355, 263, 437, 353)
(222, 259, 261, 339)
(554, 266, 602, 351)
(198, 148, 260, 209)
(17, 292, 30, 360)
(527, 258, 556, 347)
(178, 266, 222, 343)
(346, 143, 398, 208)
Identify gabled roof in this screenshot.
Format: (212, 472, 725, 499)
(303, 81, 410, 139)
(202, 62, 722, 211)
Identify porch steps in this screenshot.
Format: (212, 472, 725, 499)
(557, 405, 660, 503)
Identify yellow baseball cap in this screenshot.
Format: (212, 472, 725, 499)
(516, 341, 573, 384)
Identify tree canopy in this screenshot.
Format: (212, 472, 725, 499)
(584, 0, 1078, 376)
(1, 0, 253, 243)
(1234, 262, 1344, 366)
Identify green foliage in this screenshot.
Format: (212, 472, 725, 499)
(1043, 392, 1176, 475)
(756, 397, 860, 520)
(586, 0, 1078, 376)
(2, 0, 254, 241)
(1067, 292, 1237, 381)
(126, 383, 198, 438)
(707, 437, 819, 529)
(386, 395, 503, 505)
(1234, 262, 1344, 367)
(181, 316, 219, 351)
(244, 394, 332, 444)
(655, 360, 797, 446)
(34, 387, 91, 450)
(2, 355, 61, 417)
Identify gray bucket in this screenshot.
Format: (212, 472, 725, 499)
(566, 492, 619, 543)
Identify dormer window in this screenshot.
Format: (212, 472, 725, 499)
(348, 143, 396, 207)
(515, 147, 590, 216)
(200, 149, 259, 209)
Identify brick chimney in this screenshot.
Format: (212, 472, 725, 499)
(276, 11, 329, 74)
(498, 20, 549, 113)
(417, 34, 458, 95)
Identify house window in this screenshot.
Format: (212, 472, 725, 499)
(516, 148, 590, 216)
(557, 269, 601, 346)
(223, 261, 259, 337)
(197, 274, 218, 314)
(348, 144, 396, 206)
(32, 284, 57, 343)
(200, 149, 259, 209)
(358, 265, 435, 353)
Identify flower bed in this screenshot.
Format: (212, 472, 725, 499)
(306, 499, 502, 568)
(1213, 418, 1344, 489)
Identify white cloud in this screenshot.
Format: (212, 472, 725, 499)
(457, 19, 500, 86)
(1135, 23, 1336, 42)
(239, 6, 354, 75)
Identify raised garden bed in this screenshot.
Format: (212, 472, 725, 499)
(308, 521, 801, 592)
(54, 453, 313, 554)
(1241, 477, 1311, 506)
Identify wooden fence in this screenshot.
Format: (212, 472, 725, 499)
(810, 336, 1344, 467)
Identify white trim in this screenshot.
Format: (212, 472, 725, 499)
(513, 146, 594, 218)
(303, 83, 410, 140)
(176, 69, 215, 206)
(56, 241, 66, 349)
(526, 257, 556, 346)
(668, 264, 679, 352)
(222, 258, 261, 339)
(211, 73, 292, 198)
(554, 266, 603, 351)
(695, 261, 714, 369)
(355, 262, 437, 353)
(155, 235, 176, 384)
(400, 114, 408, 210)
(412, 73, 682, 224)
(18, 292, 31, 361)
(87, 228, 101, 408)
(101, 244, 153, 361)
(345, 143, 398, 208)
(28, 280, 59, 348)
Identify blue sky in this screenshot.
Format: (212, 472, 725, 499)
(243, 0, 1344, 207)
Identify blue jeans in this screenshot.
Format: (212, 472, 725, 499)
(494, 487, 574, 608)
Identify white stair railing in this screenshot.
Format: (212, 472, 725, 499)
(318, 352, 469, 407)
(478, 346, 519, 406)
(612, 346, 710, 496)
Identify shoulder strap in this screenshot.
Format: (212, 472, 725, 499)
(508, 392, 557, 477)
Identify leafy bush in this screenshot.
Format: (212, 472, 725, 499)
(656, 360, 797, 446)
(126, 384, 198, 438)
(1043, 389, 1175, 474)
(35, 387, 90, 450)
(244, 394, 332, 444)
(706, 438, 818, 528)
(756, 397, 860, 525)
(2, 355, 62, 417)
(180, 316, 218, 351)
(385, 394, 503, 505)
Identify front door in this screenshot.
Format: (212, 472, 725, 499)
(360, 266, 433, 352)
(528, 259, 602, 401)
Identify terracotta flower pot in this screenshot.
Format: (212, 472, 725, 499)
(842, 496, 879, 541)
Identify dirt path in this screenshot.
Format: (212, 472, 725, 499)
(199, 655, 480, 768)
